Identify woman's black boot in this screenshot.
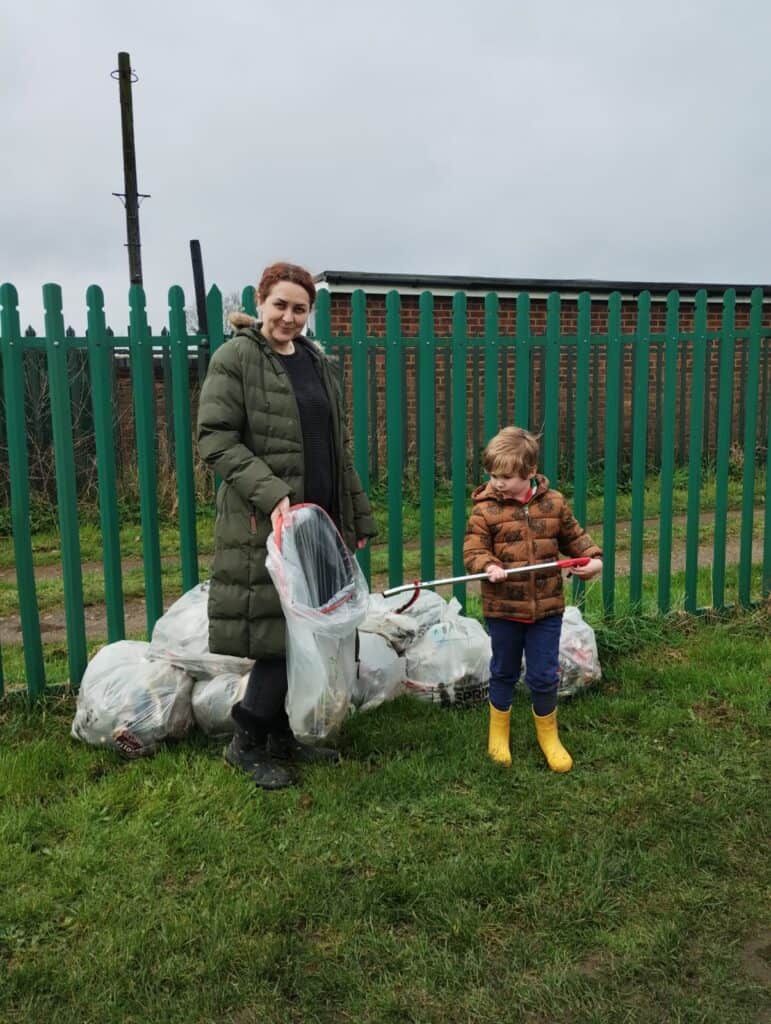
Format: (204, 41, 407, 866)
(267, 706, 341, 765)
(225, 702, 294, 790)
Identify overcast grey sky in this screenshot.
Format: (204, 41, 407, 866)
(3, 0, 771, 330)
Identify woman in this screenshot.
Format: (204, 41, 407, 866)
(197, 262, 377, 789)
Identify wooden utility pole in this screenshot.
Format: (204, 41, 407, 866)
(112, 52, 148, 286)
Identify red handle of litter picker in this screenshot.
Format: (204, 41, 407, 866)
(556, 557, 591, 570)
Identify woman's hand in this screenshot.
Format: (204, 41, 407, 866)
(485, 563, 507, 583)
(569, 557, 602, 580)
(356, 537, 369, 550)
(270, 496, 291, 532)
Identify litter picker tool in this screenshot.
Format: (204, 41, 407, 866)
(382, 557, 592, 613)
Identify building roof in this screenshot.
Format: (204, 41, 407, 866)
(315, 270, 768, 298)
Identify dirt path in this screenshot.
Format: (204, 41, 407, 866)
(0, 511, 763, 646)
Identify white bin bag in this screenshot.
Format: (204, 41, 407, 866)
(266, 504, 369, 741)
(353, 631, 405, 712)
(557, 605, 602, 697)
(148, 582, 254, 681)
(191, 671, 249, 736)
(404, 600, 491, 706)
(71, 640, 194, 758)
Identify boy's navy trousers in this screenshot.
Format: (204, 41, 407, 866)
(485, 614, 563, 716)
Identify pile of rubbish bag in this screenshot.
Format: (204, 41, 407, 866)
(71, 506, 600, 757)
(71, 583, 253, 758)
(360, 591, 492, 707)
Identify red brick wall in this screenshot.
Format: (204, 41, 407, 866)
(325, 292, 770, 482)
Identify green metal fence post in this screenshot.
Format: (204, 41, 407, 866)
(86, 285, 125, 642)
(629, 292, 651, 610)
(738, 289, 763, 606)
(161, 337, 175, 464)
(712, 289, 736, 610)
(542, 293, 561, 484)
(602, 293, 622, 617)
(241, 286, 257, 319)
(514, 293, 531, 427)
(169, 286, 199, 593)
(129, 285, 163, 634)
(43, 283, 88, 687)
(385, 291, 404, 588)
(571, 292, 591, 606)
(351, 290, 371, 582)
(657, 291, 680, 613)
(684, 291, 708, 612)
(451, 292, 468, 608)
(483, 292, 499, 445)
(418, 292, 436, 584)
(0, 283, 46, 697)
(206, 285, 225, 357)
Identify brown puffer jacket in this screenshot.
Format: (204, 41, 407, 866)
(463, 474, 602, 622)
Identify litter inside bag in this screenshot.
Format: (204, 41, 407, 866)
(191, 671, 249, 736)
(403, 598, 491, 707)
(71, 640, 194, 758)
(360, 590, 448, 654)
(352, 631, 405, 712)
(556, 605, 602, 697)
(266, 503, 369, 741)
(148, 582, 254, 680)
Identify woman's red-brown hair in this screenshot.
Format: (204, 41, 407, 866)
(256, 262, 316, 308)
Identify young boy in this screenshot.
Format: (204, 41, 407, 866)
(463, 427, 602, 773)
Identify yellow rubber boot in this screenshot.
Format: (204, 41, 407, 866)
(488, 704, 512, 766)
(532, 708, 573, 773)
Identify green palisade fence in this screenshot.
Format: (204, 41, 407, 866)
(0, 282, 769, 698)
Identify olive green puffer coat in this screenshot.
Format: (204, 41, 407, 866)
(197, 323, 377, 659)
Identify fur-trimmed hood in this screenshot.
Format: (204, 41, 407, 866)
(227, 312, 325, 356)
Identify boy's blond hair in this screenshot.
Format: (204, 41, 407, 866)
(482, 426, 540, 478)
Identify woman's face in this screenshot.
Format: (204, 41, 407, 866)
(260, 281, 312, 347)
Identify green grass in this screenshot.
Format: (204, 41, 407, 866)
(1, 609, 769, 1023)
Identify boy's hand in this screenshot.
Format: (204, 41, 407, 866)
(485, 563, 507, 583)
(569, 557, 602, 580)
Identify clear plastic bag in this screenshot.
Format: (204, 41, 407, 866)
(148, 582, 254, 681)
(191, 671, 249, 736)
(71, 640, 194, 758)
(403, 598, 491, 706)
(352, 631, 405, 712)
(557, 605, 602, 697)
(266, 504, 369, 741)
